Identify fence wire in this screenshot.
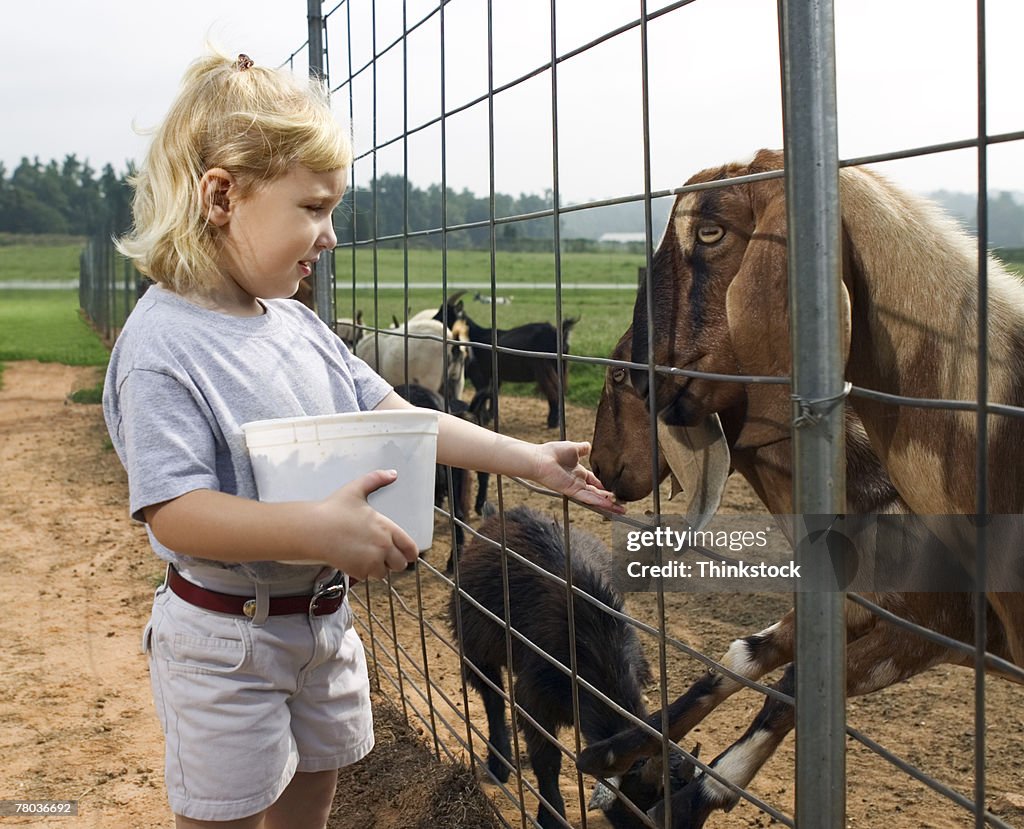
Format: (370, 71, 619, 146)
(79, 2, 1022, 827)
(310, 2, 1022, 828)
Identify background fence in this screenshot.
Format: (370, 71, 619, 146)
(80, 2, 1024, 827)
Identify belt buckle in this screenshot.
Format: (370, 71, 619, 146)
(309, 578, 345, 615)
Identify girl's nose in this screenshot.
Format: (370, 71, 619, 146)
(317, 218, 337, 251)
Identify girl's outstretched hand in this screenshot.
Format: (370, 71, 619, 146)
(531, 441, 625, 514)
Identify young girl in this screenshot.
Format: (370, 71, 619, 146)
(103, 51, 620, 829)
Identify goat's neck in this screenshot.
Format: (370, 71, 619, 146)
(840, 167, 1024, 514)
(730, 409, 905, 524)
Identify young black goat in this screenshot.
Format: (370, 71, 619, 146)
(449, 506, 692, 828)
(434, 292, 578, 428)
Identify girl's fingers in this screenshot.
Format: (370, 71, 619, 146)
(385, 546, 412, 572)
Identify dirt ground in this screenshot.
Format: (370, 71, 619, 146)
(0, 360, 1021, 829)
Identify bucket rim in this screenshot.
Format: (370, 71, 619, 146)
(241, 409, 439, 436)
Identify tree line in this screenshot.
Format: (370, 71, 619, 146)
(3, 158, 1022, 249)
(338, 174, 1024, 250)
(0, 156, 134, 237)
(337, 173, 558, 249)
(928, 189, 1024, 250)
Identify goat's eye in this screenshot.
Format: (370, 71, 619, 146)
(611, 368, 626, 384)
(696, 224, 724, 244)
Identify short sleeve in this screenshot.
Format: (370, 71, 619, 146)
(116, 368, 222, 522)
(338, 337, 393, 410)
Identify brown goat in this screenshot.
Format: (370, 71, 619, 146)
(579, 339, 1018, 820)
(630, 148, 1024, 668)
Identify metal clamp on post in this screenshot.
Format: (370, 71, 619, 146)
(791, 381, 852, 429)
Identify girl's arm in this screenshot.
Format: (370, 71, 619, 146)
(374, 391, 623, 513)
(146, 391, 621, 577)
(143, 468, 420, 579)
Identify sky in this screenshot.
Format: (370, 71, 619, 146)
(2, 0, 1022, 206)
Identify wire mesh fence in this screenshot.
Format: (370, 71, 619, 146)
(78, 234, 146, 344)
(80, 2, 1024, 827)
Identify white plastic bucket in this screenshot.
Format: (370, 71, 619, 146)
(241, 410, 440, 561)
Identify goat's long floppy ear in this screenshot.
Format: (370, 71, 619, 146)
(724, 186, 852, 379)
(668, 471, 683, 500)
(725, 192, 791, 378)
(658, 415, 730, 531)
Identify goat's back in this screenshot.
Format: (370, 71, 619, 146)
(449, 506, 651, 691)
(355, 319, 465, 396)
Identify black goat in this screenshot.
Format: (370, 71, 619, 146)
(448, 506, 692, 828)
(394, 384, 492, 572)
(434, 292, 578, 428)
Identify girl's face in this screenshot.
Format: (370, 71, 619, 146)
(208, 165, 346, 314)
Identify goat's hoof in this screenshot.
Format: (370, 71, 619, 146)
(486, 756, 511, 783)
(537, 810, 564, 829)
(477, 501, 497, 518)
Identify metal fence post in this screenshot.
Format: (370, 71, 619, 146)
(778, 0, 846, 826)
(308, 0, 336, 327)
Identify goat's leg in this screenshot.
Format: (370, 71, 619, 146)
(987, 593, 1024, 668)
(469, 387, 495, 427)
(521, 718, 568, 829)
(660, 620, 956, 828)
(445, 468, 471, 573)
(577, 613, 795, 778)
(464, 662, 513, 783)
(654, 665, 797, 829)
(474, 471, 493, 516)
(536, 368, 561, 428)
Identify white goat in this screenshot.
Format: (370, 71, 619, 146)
(409, 307, 440, 323)
(355, 317, 468, 400)
(334, 310, 363, 348)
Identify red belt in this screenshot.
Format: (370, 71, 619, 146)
(167, 566, 346, 618)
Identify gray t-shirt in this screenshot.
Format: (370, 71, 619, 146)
(103, 285, 392, 582)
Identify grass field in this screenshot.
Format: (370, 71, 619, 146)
(335, 247, 644, 408)
(0, 290, 109, 366)
(0, 237, 102, 392)
(0, 237, 85, 283)
(348, 287, 635, 409)
(336, 245, 645, 288)
(341, 247, 1024, 408)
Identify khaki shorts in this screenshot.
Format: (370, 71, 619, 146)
(142, 568, 374, 822)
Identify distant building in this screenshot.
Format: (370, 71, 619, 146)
(598, 232, 647, 244)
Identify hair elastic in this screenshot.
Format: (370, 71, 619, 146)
(236, 54, 254, 71)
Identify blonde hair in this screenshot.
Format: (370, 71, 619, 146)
(118, 50, 351, 294)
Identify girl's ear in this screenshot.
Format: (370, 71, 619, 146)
(199, 168, 235, 226)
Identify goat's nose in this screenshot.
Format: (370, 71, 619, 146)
(590, 457, 620, 493)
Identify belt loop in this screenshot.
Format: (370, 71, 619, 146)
(250, 582, 270, 626)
